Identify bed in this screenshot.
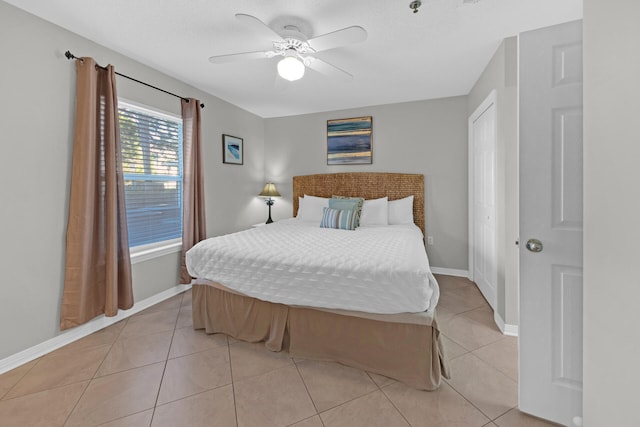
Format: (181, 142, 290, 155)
(187, 172, 449, 390)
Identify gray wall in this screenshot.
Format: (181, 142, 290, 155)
(0, 2, 265, 360)
(264, 97, 469, 270)
(467, 38, 519, 326)
(583, 1, 640, 425)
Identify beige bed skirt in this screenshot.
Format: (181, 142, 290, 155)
(192, 281, 450, 390)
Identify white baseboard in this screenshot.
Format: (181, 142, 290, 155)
(431, 267, 470, 278)
(494, 311, 519, 337)
(0, 284, 191, 375)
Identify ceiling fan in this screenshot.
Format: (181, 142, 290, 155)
(209, 14, 367, 82)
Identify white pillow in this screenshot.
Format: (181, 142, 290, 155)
(297, 195, 329, 223)
(359, 197, 388, 226)
(388, 195, 414, 225)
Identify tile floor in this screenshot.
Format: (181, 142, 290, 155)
(0, 275, 561, 426)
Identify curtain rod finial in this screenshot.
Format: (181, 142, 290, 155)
(65, 50, 84, 63)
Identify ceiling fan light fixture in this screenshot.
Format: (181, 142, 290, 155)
(277, 51, 305, 81)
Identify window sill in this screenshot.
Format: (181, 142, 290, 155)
(130, 239, 182, 264)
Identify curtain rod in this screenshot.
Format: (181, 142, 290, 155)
(65, 51, 205, 109)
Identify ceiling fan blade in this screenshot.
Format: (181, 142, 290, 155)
(235, 13, 284, 42)
(307, 26, 367, 52)
(305, 57, 353, 81)
(209, 51, 272, 64)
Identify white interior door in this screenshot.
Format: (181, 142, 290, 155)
(519, 20, 583, 426)
(469, 92, 497, 310)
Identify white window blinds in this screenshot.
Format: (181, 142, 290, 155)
(118, 101, 183, 248)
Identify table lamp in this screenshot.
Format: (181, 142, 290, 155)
(258, 182, 281, 224)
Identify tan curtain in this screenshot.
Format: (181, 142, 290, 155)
(180, 98, 207, 284)
(60, 58, 133, 330)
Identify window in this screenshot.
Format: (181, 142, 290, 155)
(118, 101, 183, 252)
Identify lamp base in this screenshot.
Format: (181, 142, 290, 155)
(265, 198, 275, 224)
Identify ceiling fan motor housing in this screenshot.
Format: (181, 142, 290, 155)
(273, 33, 315, 56)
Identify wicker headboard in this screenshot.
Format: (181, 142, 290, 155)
(292, 172, 425, 235)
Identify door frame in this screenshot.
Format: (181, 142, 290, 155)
(468, 89, 497, 310)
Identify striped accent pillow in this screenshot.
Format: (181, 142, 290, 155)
(330, 196, 364, 228)
(319, 207, 357, 231)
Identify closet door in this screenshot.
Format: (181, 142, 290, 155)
(469, 91, 497, 311)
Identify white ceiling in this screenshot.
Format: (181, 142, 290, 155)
(6, 0, 582, 118)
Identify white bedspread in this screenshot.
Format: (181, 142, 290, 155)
(186, 219, 439, 314)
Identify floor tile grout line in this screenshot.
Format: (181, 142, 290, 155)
(445, 352, 517, 422)
(450, 303, 493, 316)
(150, 326, 232, 407)
(440, 311, 508, 355)
(92, 408, 153, 427)
(132, 291, 187, 316)
(151, 379, 233, 409)
(471, 351, 519, 383)
(365, 371, 390, 391)
(448, 351, 471, 363)
(315, 387, 381, 418)
(378, 385, 414, 427)
(439, 289, 477, 297)
(441, 332, 474, 354)
(4, 320, 129, 425)
(92, 343, 118, 381)
(490, 405, 518, 423)
(115, 327, 178, 344)
(149, 296, 182, 426)
(0, 357, 42, 401)
(285, 414, 324, 427)
(0, 377, 91, 403)
(91, 317, 132, 380)
(291, 358, 391, 425)
(442, 378, 494, 424)
(82, 359, 168, 383)
(292, 358, 322, 417)
(226, 335, 240, 427)
(119, 320, 181, 341)
(446, 333, 510, 359)
(472, 334, 515, 351)
(439, 303, 490, 320)
(60, 378, 92, 426)
(231, 362, 296, 387)
(458, 352, 518, 384)
(3, 342, 112, 401)
(94, 308, 179, 379)
(167, 337, 229, 361)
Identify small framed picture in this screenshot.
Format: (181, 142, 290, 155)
(222, 134, 243, 165)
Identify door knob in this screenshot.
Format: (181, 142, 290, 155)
(526, 238, 543, 253)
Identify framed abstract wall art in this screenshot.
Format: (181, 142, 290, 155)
(327, 116, 373, 165)
(222, 134, 243, 165)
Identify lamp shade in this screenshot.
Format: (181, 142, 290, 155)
(258, 182, 281, 198)
(277, 51, 305, 81)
